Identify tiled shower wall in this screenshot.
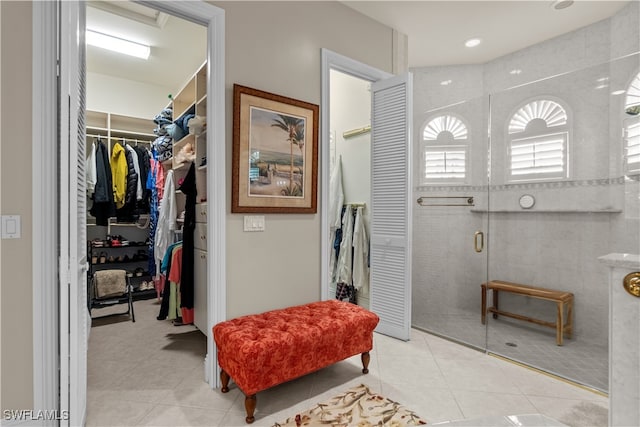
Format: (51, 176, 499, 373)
(412, 2, 639, 347)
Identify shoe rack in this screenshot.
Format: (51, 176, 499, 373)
(88, 237, 157, 298)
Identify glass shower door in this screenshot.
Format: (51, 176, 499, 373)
(485, 54, 639, 391)
(412, 94, 491, 350)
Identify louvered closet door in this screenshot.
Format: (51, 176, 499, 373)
(370, 73, 413, 341)
(59, 1, 89, 425)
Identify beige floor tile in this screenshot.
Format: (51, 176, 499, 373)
(452, 389, 539, 419)
(135, 404, 227, 426)
(527, 395, 608, 427)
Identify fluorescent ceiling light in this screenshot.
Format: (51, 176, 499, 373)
(86, 29, 150, 59)
(440, 80, 452, 86)
(465, 38, 481, 48)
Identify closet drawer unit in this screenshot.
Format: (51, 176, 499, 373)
(195, 223, 207, 251)
(194, 249, 207, 332)
(196, 203, 207, 224)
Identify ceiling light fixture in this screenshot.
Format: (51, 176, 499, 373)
(509, 69, 522, 75)
(465, 38, 481, 48)
(551, 0, 574, 10)
(86, 29, 150, 60)
(611, 90, 626, 96)
(440, 80, 452, 86)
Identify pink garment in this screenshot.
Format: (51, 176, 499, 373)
(168, 246, 183, 283)
(150, 158, 165, 200)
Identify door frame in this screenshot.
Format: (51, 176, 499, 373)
(32, 0, 226, 419)
(320, 49, 392, 300)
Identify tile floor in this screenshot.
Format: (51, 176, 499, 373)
(86, 299, 609, 427)
(413, 309, 608, 391)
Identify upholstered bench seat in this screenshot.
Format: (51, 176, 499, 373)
(213, 299, 379, 423)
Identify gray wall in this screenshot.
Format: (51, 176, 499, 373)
(215, 1, 393, 319)
(1, 1, 34, 411)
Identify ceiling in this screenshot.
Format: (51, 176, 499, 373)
(343, 0, 630, 68)
(86, 1, 630, 88)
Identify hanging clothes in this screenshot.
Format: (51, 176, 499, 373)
(125, 144, 143, 201)
(86, 140, 97, 196)
(155, 169, 177, 276)
(133, 145, 151, 213)
(89, 140, 116, 226)
(178, 162, 197, 321)
(336, 205, 354, 286)
(116, 144, 139, 223)
(352, 206, 369, 296)
(157, 241, 182, 321)
(328, 158, 345, 286)
(147, 154, 162, 275)
(110, 142, 128, 209)
(328, 156, 345, 231)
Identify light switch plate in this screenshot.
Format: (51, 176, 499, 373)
(243, 215, 265, 232)
(1, 215, 21, 239)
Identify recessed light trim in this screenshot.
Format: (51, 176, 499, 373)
(465, 38, 481, 48)
(551, 0, 574, 10)
(86, 29, 150, 60)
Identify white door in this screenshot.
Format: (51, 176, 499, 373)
(59, 1, 89, 425)
(369, 73, 413, 341)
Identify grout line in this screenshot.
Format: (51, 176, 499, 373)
(488, 353, 608, 398)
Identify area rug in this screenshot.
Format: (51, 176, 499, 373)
(273, 384, 427, 426)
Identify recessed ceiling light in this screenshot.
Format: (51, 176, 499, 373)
(550, 0, 574, 10)
(596, 77, 609, 82)
(440, 80, 452, 86)
(465, 38, 481, 48)
(595, 84, 608, 90)
(509, 69, 522, 75)
(86, 29, 150, 60)
(611, 90, 626, 95)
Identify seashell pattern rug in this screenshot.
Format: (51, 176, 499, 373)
(273, 384, 427, 426)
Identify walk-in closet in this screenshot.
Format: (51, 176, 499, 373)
(84, 1, 211, 403)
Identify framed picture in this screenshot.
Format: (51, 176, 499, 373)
(232, 84, 319, 213)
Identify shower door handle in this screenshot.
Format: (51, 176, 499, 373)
(474, 231, 484, 253)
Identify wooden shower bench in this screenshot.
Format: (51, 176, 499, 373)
(213, 300, 379, 423)
(481, 280, 574, 346)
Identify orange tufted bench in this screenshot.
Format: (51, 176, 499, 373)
(212, 299, 380, 423)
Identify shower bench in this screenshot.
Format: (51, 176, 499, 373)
(481, 280, 574, 346)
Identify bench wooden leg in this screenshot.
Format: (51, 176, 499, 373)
(492, 290, 499, 319)
(566, 299, 573, 339)
(361, 352, 370, 374)
(220, 369, 230, 393)
(245, 394, 256, 424)
(481, 284, 487, 324)
(556, 302, 564, 346)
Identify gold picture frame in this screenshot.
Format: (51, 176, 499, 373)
(232, 84, 319, 213)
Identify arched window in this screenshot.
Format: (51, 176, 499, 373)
(624, 72, 640, 175)
(421, 114, 468, 182)
(508, 99, 570, 181)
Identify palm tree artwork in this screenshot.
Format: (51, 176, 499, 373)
(271, 114, 305, 196)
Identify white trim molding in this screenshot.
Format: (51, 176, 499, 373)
(32, 1, 59, 424)
(320, 49, 392, 301)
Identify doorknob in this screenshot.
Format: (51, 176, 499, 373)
(474, 231, 484, 253)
